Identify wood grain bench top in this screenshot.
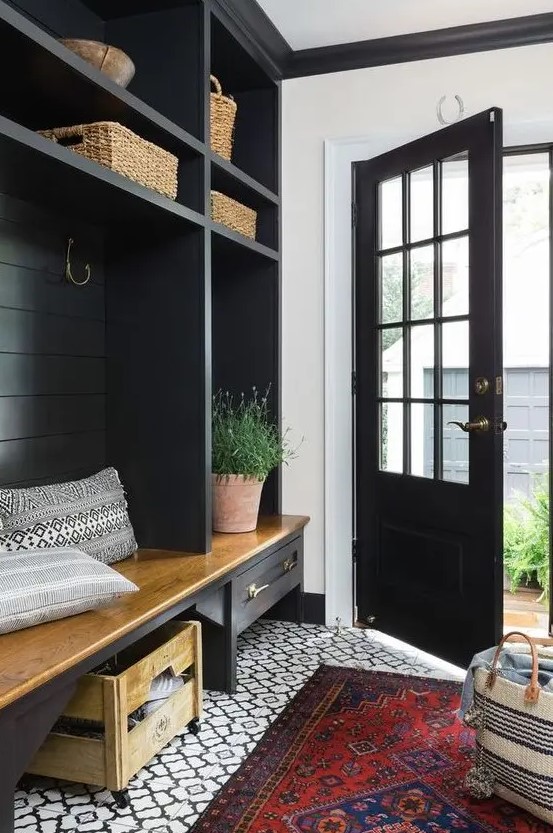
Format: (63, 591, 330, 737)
(0, 515, 309, 710)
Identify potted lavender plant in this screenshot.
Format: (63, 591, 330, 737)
(212, 388, 297, 533)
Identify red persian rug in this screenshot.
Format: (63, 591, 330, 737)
(192, 665, 550, 833)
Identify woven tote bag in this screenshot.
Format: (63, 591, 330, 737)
(469, 631, 553, 824)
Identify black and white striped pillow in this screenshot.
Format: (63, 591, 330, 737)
(0, 468, 137, 565)
(0, 547, 138, 634)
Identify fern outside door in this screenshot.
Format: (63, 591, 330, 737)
(354, 109, 504, 667)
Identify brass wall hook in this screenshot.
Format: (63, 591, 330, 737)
(65, 237, 91, 286)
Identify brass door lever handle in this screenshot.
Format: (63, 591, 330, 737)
(447, 416, 490, 433)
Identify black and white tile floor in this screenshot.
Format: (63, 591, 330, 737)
(15, 620, 465, 833)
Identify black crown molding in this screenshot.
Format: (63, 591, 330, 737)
(222, 2, 553, 82)
(286, 13, 553, 78)
(211, 0, 292, 80)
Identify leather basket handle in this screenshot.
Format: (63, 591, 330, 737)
(486, 631, 540, 704)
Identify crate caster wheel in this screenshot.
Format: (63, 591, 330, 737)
(16, 776, 33, 793)
(112, 790, 130, 809)
(188, 718, 200, 736)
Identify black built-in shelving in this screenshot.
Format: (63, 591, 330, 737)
(0, 0, 281, 552)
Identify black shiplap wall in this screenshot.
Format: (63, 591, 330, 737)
(0, 194, 106, 487)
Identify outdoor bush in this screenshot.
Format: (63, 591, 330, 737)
(504, 479, 550, 601)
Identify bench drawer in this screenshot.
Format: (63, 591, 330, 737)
(28, 621, 202, 791)
(235, 536, 303, 633)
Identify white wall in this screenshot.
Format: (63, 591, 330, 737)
(281, 43, 553, 596)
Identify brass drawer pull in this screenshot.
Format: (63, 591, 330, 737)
(282, 558, 297, 573)
(247, 582, 269, 600)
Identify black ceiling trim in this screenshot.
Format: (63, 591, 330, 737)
(285, 13, 553, 78)
(211, 0, 292, 80)
(216, 4, 553, 81)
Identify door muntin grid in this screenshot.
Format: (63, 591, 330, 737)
(377, 154, 470, 482)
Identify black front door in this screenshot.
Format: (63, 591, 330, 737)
(354, 109, 504, 667)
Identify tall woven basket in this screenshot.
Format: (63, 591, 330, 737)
(38, 121, 178, 200)
(467, 631, 553, 825)
(210, 75, 237, 161)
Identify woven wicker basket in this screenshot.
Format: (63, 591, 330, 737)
(210, 75, 237, 161)
(211, 191, 257, 240)
(38, 121, 178, 200)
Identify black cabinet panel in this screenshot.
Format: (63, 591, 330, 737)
(0, 307, 105, 356)
(0, 395, 105, 441)
(107, 5, 204, 140)
(0, 354, 105, 396)
(0, 431, 105, 484)
(5, 0, 102, 38)
(106, 229, 209, 553)
(0, 189, 106, 487)
(0, 263, 104, 319)
(0, 0, 282, 562)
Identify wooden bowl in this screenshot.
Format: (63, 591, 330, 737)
(60, 39, 135, 88)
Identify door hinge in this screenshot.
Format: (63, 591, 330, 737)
(352, 370, 358, 396)
(352, 202, 358, 227)
(352, 538, 358, 563)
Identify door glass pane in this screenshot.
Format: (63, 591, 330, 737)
(381, 328, 403, 397)
(442, 322, 469, 399)
(380, 252, 403, 323)
(411, 325, 434, 398)
(411, 403, 434, 478)
(443, 404, 469, 483)
(442, 154, 469, 235)
(410, 245, 434, 320)
(443, 236, 469, 317)
(410, 166, 433, 243)
(379, 177, 403, 250)
(381, 402, 403, 473)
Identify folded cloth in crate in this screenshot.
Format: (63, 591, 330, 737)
(460, 642, 553, 718)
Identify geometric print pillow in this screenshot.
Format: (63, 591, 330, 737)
(0, 547, 138, 634)
(0, 468, 137, 565)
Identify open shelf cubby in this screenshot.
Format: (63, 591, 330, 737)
(210, 11, 279, 194)
(0, 0, 281, 554)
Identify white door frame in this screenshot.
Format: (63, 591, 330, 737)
(323, 132, 414, 628)
(323, 120, 553, 629)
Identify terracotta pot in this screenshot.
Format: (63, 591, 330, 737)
(212, 474, 264, 533)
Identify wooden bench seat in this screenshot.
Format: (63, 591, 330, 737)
(0, 515, 308, 710)
(0, 514, 309, 833)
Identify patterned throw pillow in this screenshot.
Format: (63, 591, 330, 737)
(0, 548, 138, 634)
(0, 468, 137, 564)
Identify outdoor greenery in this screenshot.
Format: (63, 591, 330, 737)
(504, 178, 548, 246)
(212, 388, 298, 482)
(381, 261, 434, 350)
(504, 479, 550, 602)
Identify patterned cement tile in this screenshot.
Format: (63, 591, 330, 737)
(15, 621, 464, 833)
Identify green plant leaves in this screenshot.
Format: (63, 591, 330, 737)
(504, 478, 550, 601)
(212, 388, 299, 481)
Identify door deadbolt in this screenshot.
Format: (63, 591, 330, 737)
(474, 377, 490, 395)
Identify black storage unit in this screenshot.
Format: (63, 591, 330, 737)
(0, 0, 282, 553)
